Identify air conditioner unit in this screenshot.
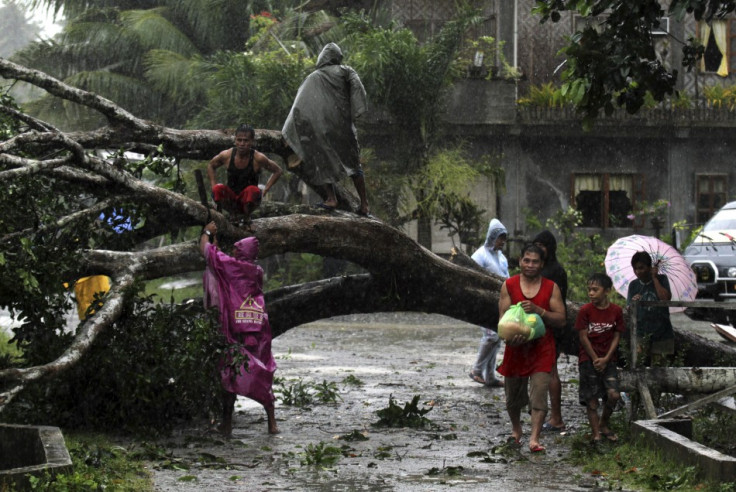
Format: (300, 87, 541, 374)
(652, 17, 670, 35)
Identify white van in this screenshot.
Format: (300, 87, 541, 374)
(683, 200, 736, 301)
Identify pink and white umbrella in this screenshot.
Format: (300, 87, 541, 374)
(604, 234, 697, 312)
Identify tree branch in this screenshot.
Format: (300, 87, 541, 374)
(0, 58, 152, 130)
(0, 268, 138, 412)
(0, 103, 58, 132)
(0, 198, 116, 244)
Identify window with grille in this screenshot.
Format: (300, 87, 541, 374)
(696, 174, 728, 224)
(572, 173, 642, 228)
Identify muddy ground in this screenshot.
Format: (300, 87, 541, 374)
(149, 312, 725, 491)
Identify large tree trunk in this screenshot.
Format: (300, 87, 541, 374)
(1, 56, 734, 411)
(619, 367, 736, 394)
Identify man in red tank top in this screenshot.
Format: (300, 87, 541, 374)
(497, 244, 566, 453)
(207, 124, 283, 229)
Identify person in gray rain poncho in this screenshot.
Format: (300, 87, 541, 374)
(282, 43, 371, 216)
(469, 219, 509, 387)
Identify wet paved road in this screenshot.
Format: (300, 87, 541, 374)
(4, 307, 730, 490)
(150, 313, 630, 491)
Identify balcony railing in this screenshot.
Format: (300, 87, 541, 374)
(517, 104, 736, 125)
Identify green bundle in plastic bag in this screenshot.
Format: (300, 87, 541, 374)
(498, 302, 546, 342)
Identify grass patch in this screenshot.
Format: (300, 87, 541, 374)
(0, 329, 22, 363)
(567, 416, 736, 491)
(300, 441, 342, 467)
(27, 432, 153, 491)
(275, 378, 342, 407)
(144, 273, 202, 303)
(693, 406, 736, 458)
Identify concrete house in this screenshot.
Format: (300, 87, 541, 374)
(367, 0, 736, 253)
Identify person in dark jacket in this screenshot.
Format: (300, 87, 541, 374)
(533, 230, 569, 432)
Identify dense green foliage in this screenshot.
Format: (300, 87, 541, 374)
(5, 295, 223, 434)
(414, 146, 505, 250)
(694, 406, 736, 459)
(339, 8, 492, 245)
(13, 0, 321, 128)
(0, 175, 96, 365)
(343, 9, 479, 170)
(533, 0, 736, 127)
(189, 49, 313, 130)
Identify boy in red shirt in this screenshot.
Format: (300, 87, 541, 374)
(575, 273, 626, 442)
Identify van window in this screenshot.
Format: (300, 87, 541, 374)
(703, 209, 736, 232)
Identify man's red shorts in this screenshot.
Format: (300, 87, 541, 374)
(212, 184, 262, 213)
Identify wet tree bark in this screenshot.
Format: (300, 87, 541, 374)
(1, 57, 735, 411)
(619, 367, 736, 394)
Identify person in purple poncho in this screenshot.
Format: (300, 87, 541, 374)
(200, 221, 278, 435)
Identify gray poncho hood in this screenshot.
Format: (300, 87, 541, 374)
(316, 42, 343, 68)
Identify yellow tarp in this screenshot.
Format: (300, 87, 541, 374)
(74, 275, 110, 320)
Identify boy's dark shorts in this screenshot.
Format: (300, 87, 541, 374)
(578, 360, 619, 406)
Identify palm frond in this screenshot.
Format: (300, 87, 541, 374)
(23, 92, 107, 131)
(66, 70, 168, 120)
(27, 0, 150, 19)
(13, 19, 143, 79)
(120, 8, 200, 56)
(271, 9, 337, 56)
(144, 49, 208, 106)
(167, 0, 248, 52)
(61, 22, 145, 74)
(11, 38, 68, 76)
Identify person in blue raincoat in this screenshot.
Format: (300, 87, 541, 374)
(282, 43, 370, 216)
(469, 219, 509, 386)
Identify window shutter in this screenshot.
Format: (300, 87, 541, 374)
(632, 173, 646, 229)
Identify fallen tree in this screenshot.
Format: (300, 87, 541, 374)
(1, 57, 735, 414)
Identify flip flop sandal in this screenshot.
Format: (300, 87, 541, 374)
(505, 436, 522, 448)
(542, 422, 566, 433)
(468, 372, 485, 384)
(601, 431, 618, 442)
(530, 444, 546, 453)
(316, 202, 337, 211)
